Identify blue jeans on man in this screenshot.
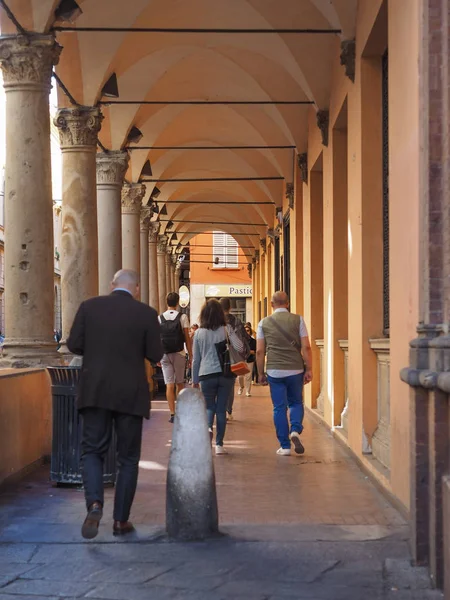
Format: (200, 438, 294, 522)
(267, 373, 304, 449)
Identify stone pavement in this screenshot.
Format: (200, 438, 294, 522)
(0, 384, 444, 599)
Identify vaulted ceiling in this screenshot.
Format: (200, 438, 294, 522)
(1, 0, 358, 256)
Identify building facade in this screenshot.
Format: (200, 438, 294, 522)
(189, 232, 252, 326)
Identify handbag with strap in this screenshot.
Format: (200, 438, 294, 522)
(226, 328, 250, 376)
(215, 338, 232, 377)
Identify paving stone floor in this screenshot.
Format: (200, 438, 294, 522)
(0, 384, 444, 599)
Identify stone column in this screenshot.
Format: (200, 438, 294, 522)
(55, 106, 103, 355)
(139, 208, 151, 304)
(148, 222, 160, 310)
(165, 248, 173, 295)
(171, 254, 179, 292)
(121, 183, 145, 279)
(157, 235, 168, 312)
(0, 35, 62, 367)
(96, 151, 129, 295)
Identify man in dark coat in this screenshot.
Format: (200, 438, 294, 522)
(67, 269, 163, 539)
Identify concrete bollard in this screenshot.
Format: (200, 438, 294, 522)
(166, 387, 219, 540)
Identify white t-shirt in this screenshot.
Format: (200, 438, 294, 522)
(257, 308, 308, 378)
(158, 310, 190, 355)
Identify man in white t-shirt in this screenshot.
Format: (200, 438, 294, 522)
(256, 291, 313, 456)
(158, 292, 192, 423)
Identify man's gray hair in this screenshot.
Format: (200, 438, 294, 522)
(112, 269, 139, 288)
(272, 291, 289, 307)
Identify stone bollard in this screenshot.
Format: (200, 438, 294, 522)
(166, 388, 219, 540)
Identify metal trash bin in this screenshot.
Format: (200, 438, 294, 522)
(47, 367, 117, 485)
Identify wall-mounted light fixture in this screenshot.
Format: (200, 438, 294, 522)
(151, 186, 161, 199)
(54, 0, 82, 22)
(101, 73, 119, 99)
(140, 159, 152, 179)
(126, 126, 143, 144)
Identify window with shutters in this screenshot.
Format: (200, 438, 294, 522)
(212, 231, 239, 269)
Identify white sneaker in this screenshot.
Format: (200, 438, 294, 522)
(238, 388, 243, 395)
(227, 413, 233, 422)
(290, 431, 305, 455)
(246, 392, 251, 397)
(276, 448, 291, 456)
(215, 445, 227, 455)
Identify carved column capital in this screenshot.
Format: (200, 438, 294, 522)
(247, 263, 253, 278)
(96, 151, 129, 186)
(148, 221, 160, 243)
(171, 254, 178, 267)
(340, 40, 356, 83)
(55, 106, 103, 149)
(316, 110, 329, 147)
(260, 238, 267, 253)
(157, 235, 168, 253)
(140, 207, 152, 232)
(298, 153, 308, 183)
(0, 35, 61, 90)
(121, 183, 146, 214)
(285, 183, 294, 209)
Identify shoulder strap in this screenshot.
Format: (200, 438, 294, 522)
(160, 314, 166, 323)
(269, 315, 302, 352)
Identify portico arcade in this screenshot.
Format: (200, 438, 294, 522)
(0, 0, 449, 595)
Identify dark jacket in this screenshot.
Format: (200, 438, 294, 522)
(67, 290, 163, 418)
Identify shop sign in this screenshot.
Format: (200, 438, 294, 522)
(179, 285, 190, 307)
(204, 284, 253, 298)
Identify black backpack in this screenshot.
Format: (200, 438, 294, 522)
(160, 313, 185, 354)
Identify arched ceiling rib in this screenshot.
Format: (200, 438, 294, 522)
(3, 0, 358, 238)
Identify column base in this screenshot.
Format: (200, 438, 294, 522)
(0, 341, 63, 369)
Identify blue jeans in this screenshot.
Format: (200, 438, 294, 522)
(200, 375, 234, 446)
(267, 373, 304, 449)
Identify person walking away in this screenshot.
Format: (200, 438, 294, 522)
(192, 299, 244, 455)
(219, 297, 249, 420)
(67, 269, 163, 539)
(159, 292, 192, 423)
(186, 324, 199, 383)
(238, 324, 256, 396)
(256, 291, 312, 456)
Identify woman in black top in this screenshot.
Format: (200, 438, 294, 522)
(238, 324, 257, 397)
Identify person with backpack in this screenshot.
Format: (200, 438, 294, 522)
(219, 297, 250, 420)
(159, 292, 192, 423)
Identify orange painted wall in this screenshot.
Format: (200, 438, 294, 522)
(190, 232, 251, 286)
(0, 369, 52, 485)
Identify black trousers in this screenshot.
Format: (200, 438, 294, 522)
(80, 408, 143, 522)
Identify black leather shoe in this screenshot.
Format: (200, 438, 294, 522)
(113, 521, 135, 536)
(81, 502, 103, 540)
